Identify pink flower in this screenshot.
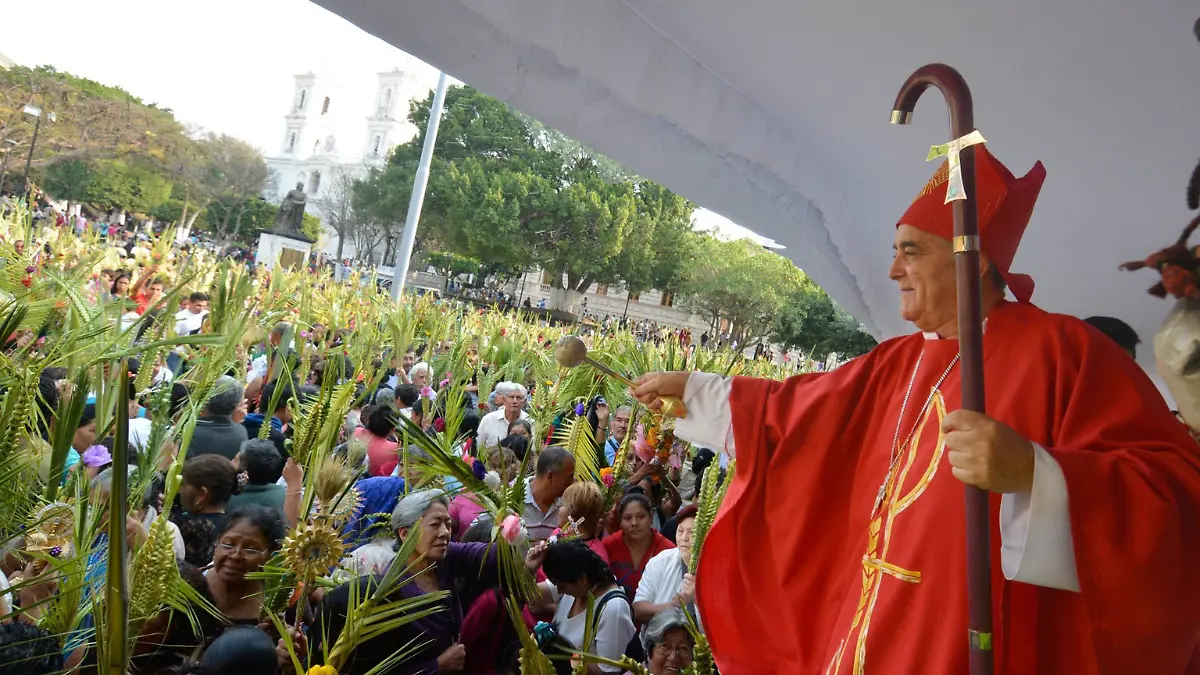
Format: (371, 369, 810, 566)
(633, 424, 653, 464)
(433, 417, 446, 432)
(668, 450, 683, 470)
(500, 514, 523, 542)
(601, 471, 616, 488)
(420, 386, 434, 399)
(439, 378, 450, 388)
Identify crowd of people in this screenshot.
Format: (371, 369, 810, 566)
(0, 207, 766, 675)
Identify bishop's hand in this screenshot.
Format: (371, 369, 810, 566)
(631, 371, 690, 410)
(942, 410, 1036, 493)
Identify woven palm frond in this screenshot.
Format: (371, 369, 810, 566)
(552, 414, 599, 481)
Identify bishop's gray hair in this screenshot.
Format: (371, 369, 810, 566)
(391, 489, 449, 531)
(640, 607, 695, 657)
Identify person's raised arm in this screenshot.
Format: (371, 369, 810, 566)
(282, 458, 303, 527)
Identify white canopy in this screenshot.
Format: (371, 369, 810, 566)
(315, 0, 1199, 367)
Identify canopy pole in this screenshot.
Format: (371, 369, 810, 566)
(392, 71, 450, 302)
(890, 63, 992, 675)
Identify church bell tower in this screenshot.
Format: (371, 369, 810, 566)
(282, 72, 317, 157)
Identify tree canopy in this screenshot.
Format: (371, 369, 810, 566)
(3, 66, 269, 237)
(0, 65, 191, 173)
(672, 235, 876, 359)
(353, 86, 697, 303)
(770, 283, 878, 360)
(676, 237, 806, 341)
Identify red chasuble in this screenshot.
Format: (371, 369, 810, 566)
(696, 300, 1200, 674)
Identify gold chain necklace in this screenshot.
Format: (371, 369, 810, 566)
(871, 350, 960, 517)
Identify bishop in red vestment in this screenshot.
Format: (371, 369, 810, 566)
(634, 147, 1200, 674)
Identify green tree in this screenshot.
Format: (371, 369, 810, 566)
(0, 65, 192, 172)
(84, 160, 172, 214)
(422, 251, 481, 280)
(194, 133, 268, 239)
(600, 182, 697, 296)
(771, 284, 878, 360)
(301, 212, 323, 242)
(355, 85, 695, 310)
(678, 237, 807, 342)
(42, 159, 93, 212)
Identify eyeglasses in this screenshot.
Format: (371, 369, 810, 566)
(654, 643, 692, 659)
(216, 542, 267, 558)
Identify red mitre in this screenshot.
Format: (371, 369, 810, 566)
(898, 145, 1047, 303)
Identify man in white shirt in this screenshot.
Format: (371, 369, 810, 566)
(246, 322, 295, 390)
(174, 291, 209, 336)
(384, 348, 416, 389)
(477, 382, 531, 450)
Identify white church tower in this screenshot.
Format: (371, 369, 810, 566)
(280, 73, 315, 162)
(362, 68, 421, 165)
(264, 65, 435, 260)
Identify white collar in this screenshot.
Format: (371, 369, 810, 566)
(920, 319, 989, 341)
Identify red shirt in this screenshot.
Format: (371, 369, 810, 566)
(355, 427, 399, 476)
(461, 588, 534, 675)
(602, 530, 674, 599)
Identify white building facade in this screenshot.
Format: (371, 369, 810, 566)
(264, 68, 431, 258)
(505, 270, 712, 334)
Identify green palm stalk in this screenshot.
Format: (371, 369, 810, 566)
(682, 606, 717, 675)
(503, 595, 555, 675)
(99, 360, 131, 675)
(689, 459, 735, 574)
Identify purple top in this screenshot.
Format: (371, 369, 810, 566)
(315, 542, 497, 675)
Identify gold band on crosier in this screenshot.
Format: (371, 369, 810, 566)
(952, 235, 979, 253)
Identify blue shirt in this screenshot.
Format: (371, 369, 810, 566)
(605, 437, 620, 466)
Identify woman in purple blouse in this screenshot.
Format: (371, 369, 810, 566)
(313, 489, 521, 675)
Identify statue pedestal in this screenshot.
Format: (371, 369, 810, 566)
(256, 232, 314, 270)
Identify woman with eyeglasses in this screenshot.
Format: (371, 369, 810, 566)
(633, 608, 694, 675)
(205, 504, 286, 627)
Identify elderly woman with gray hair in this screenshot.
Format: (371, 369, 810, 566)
(312, 489, 538, 675)
(628, 608, 695, 675)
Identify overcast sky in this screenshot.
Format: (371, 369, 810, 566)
(0, 0, 772, 245)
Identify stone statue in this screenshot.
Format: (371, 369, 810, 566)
(274, 182, 307, 235)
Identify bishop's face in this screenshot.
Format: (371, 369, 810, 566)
(889, 224, 959, 334)
(1154, 299, 1200, 431)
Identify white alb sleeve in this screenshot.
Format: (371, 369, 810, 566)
(999, 443, 1080, 592)
(673, 372, 736, 455)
